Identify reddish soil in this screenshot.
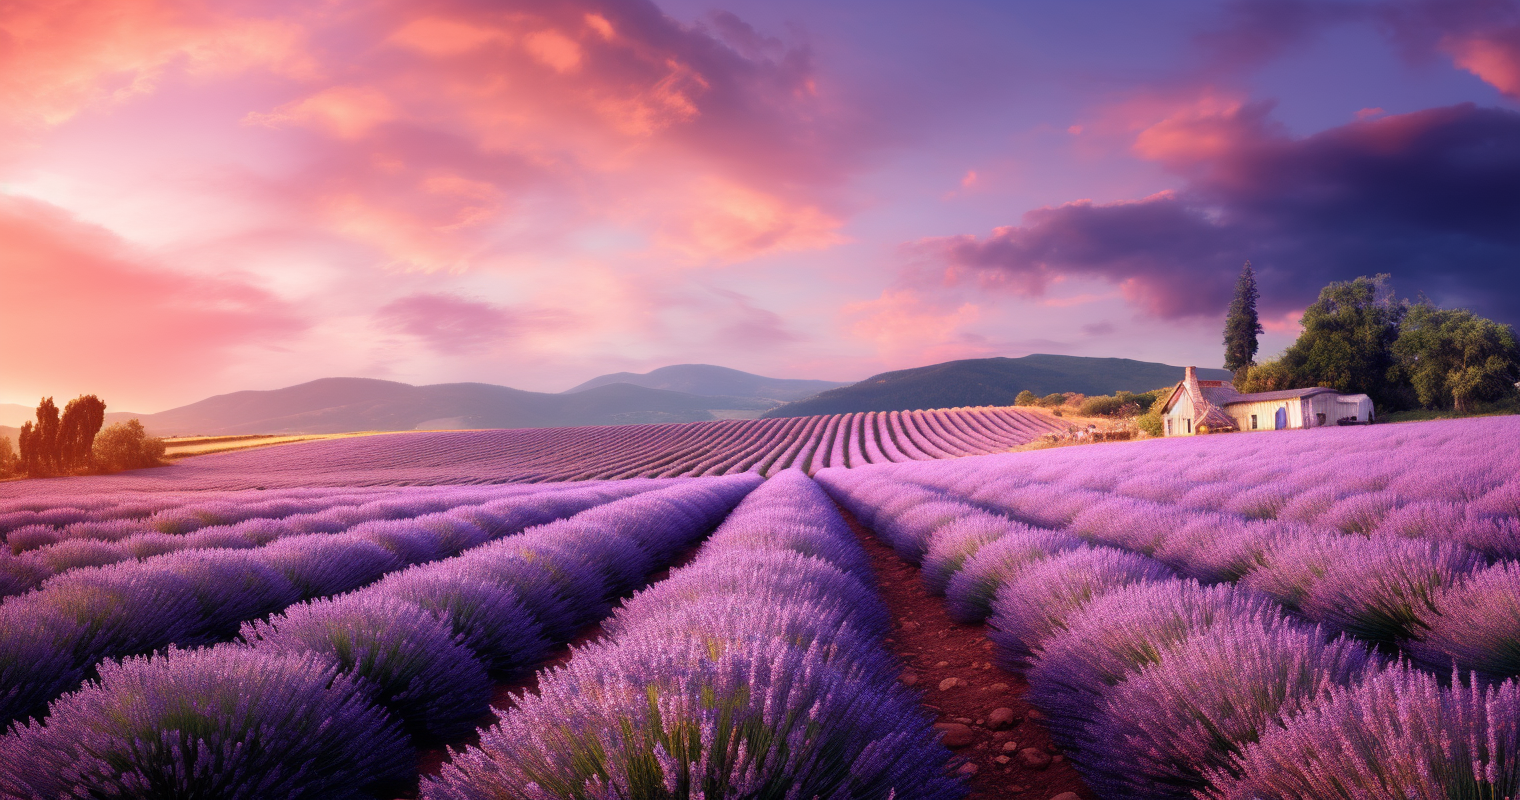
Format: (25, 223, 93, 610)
(841, 507, 1096, 800)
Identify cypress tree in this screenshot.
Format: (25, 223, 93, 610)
(31, 398, 61, 477)
(1223, 261, 1264, 375)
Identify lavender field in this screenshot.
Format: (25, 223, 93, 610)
(821, 413, 1520, 798)
(0, 407, 1060, 495)
(1, 414, 1518, 798)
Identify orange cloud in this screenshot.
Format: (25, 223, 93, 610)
(655, 178, 846, 264)
(0, 0, 312, 132)
(0, 194, 302, 407)
(246, 86, 396, 139)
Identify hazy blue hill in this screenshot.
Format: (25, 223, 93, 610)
(762, 355, 1231, 418)
(137, 378, 774, 436)
(565, 364, 847, 402)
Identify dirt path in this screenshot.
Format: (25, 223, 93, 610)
(841, 506, 1095, 800)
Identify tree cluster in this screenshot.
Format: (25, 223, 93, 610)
(10, 396, 165, 478)
(1236, 275, 1520, 413)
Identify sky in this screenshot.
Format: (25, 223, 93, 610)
(2, 0, 1518, 412)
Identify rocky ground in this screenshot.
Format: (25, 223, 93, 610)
(844, 508, 1095, 800)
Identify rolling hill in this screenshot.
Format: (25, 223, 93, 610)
(131, 378, 776, 436)
(762, 355, 1231, 418)
(565, 364, 846, 402)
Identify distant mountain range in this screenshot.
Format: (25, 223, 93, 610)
(761, 355, 1230, 418)
(2, 357, 1229, 438)
(565, 364, 846, 401)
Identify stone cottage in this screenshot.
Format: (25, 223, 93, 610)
(1161, 367, 1374, 436)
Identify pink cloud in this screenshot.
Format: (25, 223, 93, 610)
(1442, 29, 1520, 98)
(0, 194, 304, 408)
(376, 292, 569, 355)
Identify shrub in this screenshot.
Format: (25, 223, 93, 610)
(422, 635, 961, 800)
(1082, 620, 1379, 798)
(921, 514, 1014, 595)
(91, 419, 166, 473)
(1205, 665, 1520, 800)
(1014, 390, 1037, 406)
(989, 546, 1174, 669)
(0, 646, 413, 800)
(944, 528, 1083, 623)
(1026, 580, 1287, 753)
(1408, 561, 1520, 678)
(363, 568, 553, 676)
(241, 594, 492, 739)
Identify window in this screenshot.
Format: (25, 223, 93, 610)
(1250, 414, 1258, 430)
(1165, 419, 1172, 435)
(1185, 419, 1192, 434)
(1316, 413, 1326, 425)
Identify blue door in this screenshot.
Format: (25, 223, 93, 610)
(1275, 407, 1287, 430)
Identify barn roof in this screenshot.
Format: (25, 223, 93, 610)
(1219, 387, 1339, 404)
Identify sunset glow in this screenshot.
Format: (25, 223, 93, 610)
(2, 0, 1517, 410)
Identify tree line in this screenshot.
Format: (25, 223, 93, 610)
(0, 396, 165, 479)
(1223, 266, 1520, 413)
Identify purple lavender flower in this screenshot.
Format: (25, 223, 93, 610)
(0, 645, 413, 799)
(1408, 561, 1520, 678)
(253, 533, 403, 599)
(421, 635, 962, 800)
(988, 545, 1174, 669)
(1204, 665, 1520, 800)
(1081, 619, 1379, 799)
(920, 514, 1015, 595)
(1249, 533, 1482, 644)
(1026, 580, 1287, 753)
(944, 528, 1083, 623)
(365, 565, 554, 676)
(241, 594, 492, 739)
(0, 602, 86, 726)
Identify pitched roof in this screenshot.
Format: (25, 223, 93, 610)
(1220, 387, 1339, 404)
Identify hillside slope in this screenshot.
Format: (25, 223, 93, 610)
(565, 364, 846, 401)
(136, 378, 773, 436)
(763, 355, 1231, 418)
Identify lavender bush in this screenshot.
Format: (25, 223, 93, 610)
(944, 528, 1083, 623)
(1205, 665, 1520, 800)
(989, 545, 1175, 669)
(0, 645, 412, 800)
(241, 594, 492, 739)
(1081, 619, 1379, 798)
(1408, 561, 1520, 678)
(1025, 580, 1286, 752)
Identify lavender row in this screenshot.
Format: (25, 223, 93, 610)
(874, 415, 1520, 551)
(0, 482, 652, 727)
(835, 462, 1520, 680)
(0, 408, 1062, 496)
(423, 471, 965, 800)
(0, 481, 667, 598)
(0, 475, 761, 799)
(819, 464, 1520, 798)
(0, 479, 630, 536)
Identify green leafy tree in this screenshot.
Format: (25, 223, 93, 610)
(1014, 390, 1037, 406)
(92, 420, 166, 473)
(1392, 303, 1520, 412)
(1223, 261, 1264, 376)
(1241, 275, 1408, 408)
(57, 395, 107, 473)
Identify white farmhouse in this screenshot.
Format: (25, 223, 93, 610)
(1161, 366, 1374, 436)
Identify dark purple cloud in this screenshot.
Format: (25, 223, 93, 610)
(920, 103, 1520, 323)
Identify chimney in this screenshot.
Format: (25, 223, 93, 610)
(1184, 366, 1197, 383)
